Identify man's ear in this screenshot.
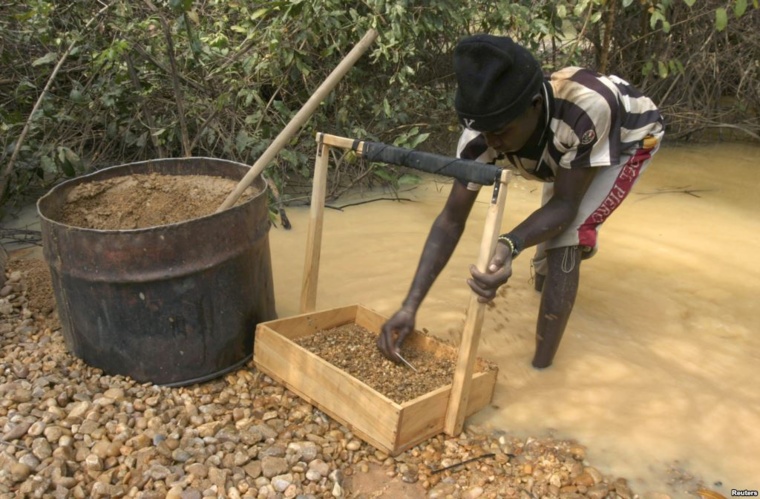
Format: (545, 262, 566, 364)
(531, 94, 543, 108)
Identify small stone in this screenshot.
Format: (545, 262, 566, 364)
(147, 463, 171, 480)
(85, 454, 103, 471)
(261, 443, 286, 458)
(172, 449, 192, 462)
(262, 456, 288, 478)
(197, 421, 222, 438)
(262, 411, 278, 421)
(401, 469, 419, 484)
(103, 388, 125, 400)
(77, 419, 99, 435)
(308, 459, 330, 478)
(32, 438, 53, 460)
(329, 469, 344, 485)
(463, 486, 484, 499)
(587, 484, 610, 499)
(346, 440, 361, 451)
(180, 489, 203, 499)
(55, 392, 70, 407)
(10, 462, 33, 482)
(429, 483, 457, 498)
(250, 424, 278, 440)
(18, 453, 40, 469)
(2, 421, 31, 440)
(243, 460, 262, 479)
(0, 301, 13, 315)
(585, 466, 604, 485)
(90, 440, 110, 460)
(332, 482, 343, 498)
(271, 473, 293, 492)
(43, 425, 64, 442)
(216, 426, 241, 443)
(126, 433, 151, 450)
(28, 420, 46, 437)
(239, 427, 263, 446)
(549, 473, 563, 488)
(66, 401, 90, 420)
(283, 484, 298, 498)
(575, 472, 595, 487)
(299, 441, 319, 462)
(90, 481, 113, 498)
(208, 467, 230, 490)
(186, 462, 209, 479)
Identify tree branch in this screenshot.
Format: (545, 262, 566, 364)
(160, 17, 192, 157)
(0, 2, 112, 199)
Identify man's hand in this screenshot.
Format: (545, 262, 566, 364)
(467, 242, 513, 303)
(377, 307, 416, 362)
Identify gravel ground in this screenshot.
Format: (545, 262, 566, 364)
(1, 255, 645, 498)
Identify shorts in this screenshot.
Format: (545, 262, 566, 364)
(532, 131, 663, 276)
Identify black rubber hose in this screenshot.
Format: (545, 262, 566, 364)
(361, 141, 502, 186)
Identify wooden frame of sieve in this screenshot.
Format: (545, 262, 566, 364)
(253, 132, 510, 453)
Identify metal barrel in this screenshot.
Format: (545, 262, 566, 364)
(37, 158, 277, 386)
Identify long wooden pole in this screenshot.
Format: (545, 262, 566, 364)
(300, 134, 330, 313)
(216, 29, 378, 212)
(444, 170, 511, 436)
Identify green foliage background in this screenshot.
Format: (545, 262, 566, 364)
(0, 0, 757, 209)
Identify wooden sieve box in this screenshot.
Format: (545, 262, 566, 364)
(253, 304, 497, 455)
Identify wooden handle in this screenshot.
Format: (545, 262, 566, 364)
(216, 29, 379, 212)
(444, 170, 511, 436)
(300, 134, 330, 313)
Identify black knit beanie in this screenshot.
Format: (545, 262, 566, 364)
(454, 34, 543, 132)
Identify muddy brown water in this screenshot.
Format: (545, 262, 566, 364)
(268, 143, 759, 496)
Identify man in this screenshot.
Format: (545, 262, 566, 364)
(377, 34, 664, 368)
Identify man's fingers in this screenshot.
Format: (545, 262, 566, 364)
(378, 324, 409, 363)
(487, 256, 505, 273)
(469, 264, 511, 288)
(394, 327, 412, 349)
(377, 328, 396, 359)
(467, 278, 496, 301)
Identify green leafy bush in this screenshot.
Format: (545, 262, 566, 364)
(1, 0, 757, 211)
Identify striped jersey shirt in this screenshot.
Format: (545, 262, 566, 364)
(456, 67, 664, 186)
